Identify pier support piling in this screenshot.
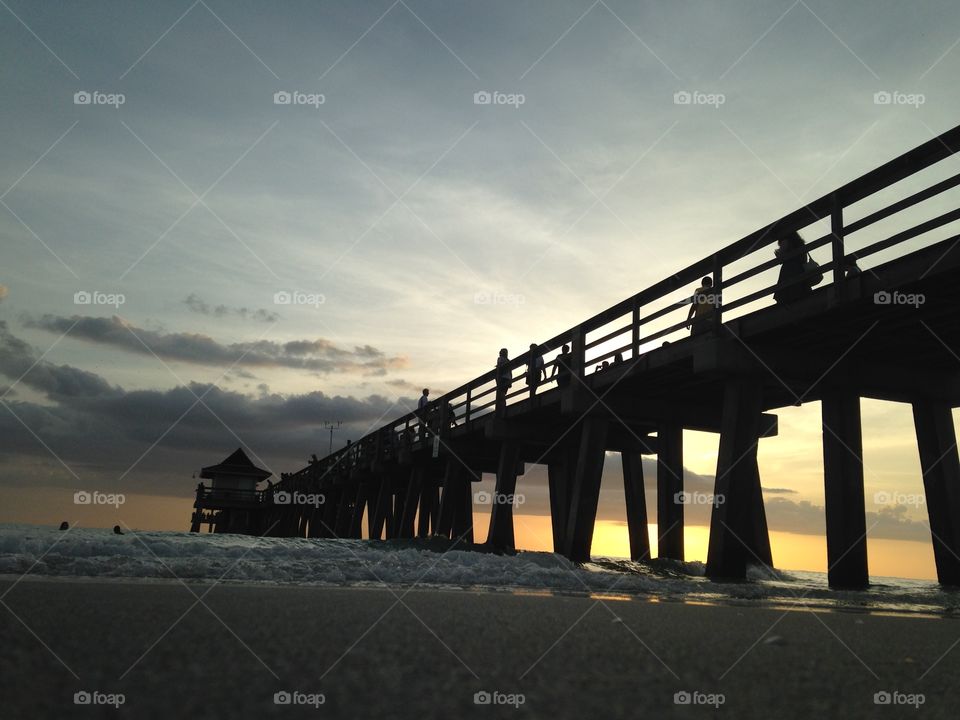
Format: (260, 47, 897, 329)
(706, 379, 770, 579)
(370, 476, 391, 540)
(487, 444, 522, 551)
(349, 483, 367, 539)
(657, 423, 684, 560)
(622, 452, 651, 561)
(563, 418, 609, 562)
(547, 448, 574, 553)
(334, 485, 353, 538)
(417, 475, 437, 538)
(398, 467, 423, 539)
(436, 462, 463, 539)
(913, 400, 960, 585)
(452, 470, 476, 544)
(821, 388, 869, 589)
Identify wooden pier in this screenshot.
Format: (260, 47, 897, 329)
(192, 123, 960, 590)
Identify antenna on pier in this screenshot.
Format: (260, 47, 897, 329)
(320, 420, 343, 454)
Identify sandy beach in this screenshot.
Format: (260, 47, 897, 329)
(1, 576, 957, 718)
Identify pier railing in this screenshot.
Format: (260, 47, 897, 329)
(196, 486, 267, 504)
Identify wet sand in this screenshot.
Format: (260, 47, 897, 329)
(1, 577, 957, 719)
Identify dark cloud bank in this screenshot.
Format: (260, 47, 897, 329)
(23, 313, 408, 375)
(0, 319, 408, 492)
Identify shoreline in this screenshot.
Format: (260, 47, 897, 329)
(2, 572, 954, 620)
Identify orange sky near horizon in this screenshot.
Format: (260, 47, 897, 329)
(0, 486, 939, 582)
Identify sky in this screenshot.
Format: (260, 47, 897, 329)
(2, 0, 960, 579)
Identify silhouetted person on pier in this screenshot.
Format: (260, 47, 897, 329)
(59, 521, 69, 531)
(496, 348, 513, 392)
(417, 389, 430, 439)
(774, 232, 816, 304)
(613, 352, 623, 365)
(526, 343, 546, 395)
(445, 400, 457, 428)
(687, 276, 717, 336)
(552, 344, 572, 388)
(113, 525, 124, 535)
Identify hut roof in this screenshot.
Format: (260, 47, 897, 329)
(200, 448, 271, 480)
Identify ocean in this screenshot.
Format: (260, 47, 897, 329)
(0, 523, 954, 615)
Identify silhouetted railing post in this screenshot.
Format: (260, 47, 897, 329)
(712, 253, 723, 335)
(831, 192, 846, 299)
(631, 299, 640, 359)
(439, 400, 449, 441)
(465, 388, 472, 423)
(571, 325, 586, 381)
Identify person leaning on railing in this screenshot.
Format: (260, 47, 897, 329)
(494, 348, 513, 412)
(526, 343, 546, 395)
(773, 231, 821, 304)
(496, 348, 513, 392)
(417, 388, 430, 440)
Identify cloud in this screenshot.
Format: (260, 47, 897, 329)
(382, 378, 426, 394)
(0, 321, 118, 398)
(23, 314, 408, 375)
(0, 322, 411, 493)
(753, 497, 929, 543)
(183, 293, 280, 323)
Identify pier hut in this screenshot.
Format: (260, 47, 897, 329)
(190, 448, 271, 534)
